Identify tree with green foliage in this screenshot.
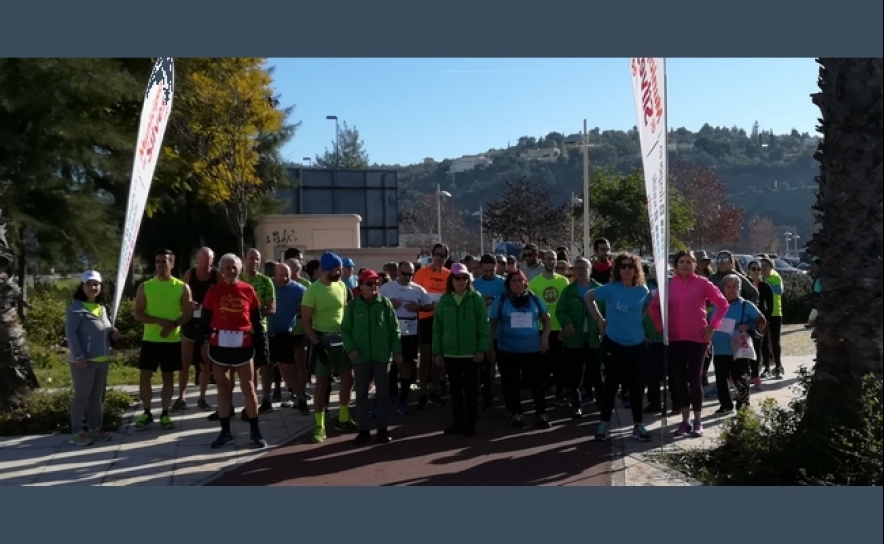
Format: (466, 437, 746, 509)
(314, 121, 369, 169)
(0, 58, 143, 291)
(585, 167, 694, 253)
(180, 58, 296, 255)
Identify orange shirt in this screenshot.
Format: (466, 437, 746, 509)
(413, 266, 450, 319)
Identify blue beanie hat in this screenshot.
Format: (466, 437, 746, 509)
(320, 251, 343, 272)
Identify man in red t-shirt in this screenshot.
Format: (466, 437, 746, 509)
(199, 253, 270, 449)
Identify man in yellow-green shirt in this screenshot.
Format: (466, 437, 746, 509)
(528, 249, 570, 405)
(133, 249, 193, 430)
(301, 251, 357, 443)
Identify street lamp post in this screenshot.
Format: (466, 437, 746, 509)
(325, 115, 340, 168)
(472, 206, 484, 255)
(582, 119, 590, 258)
(302, 157, 312, 166)
(436, 183, 452, 244)
(570, 192, 583, 256)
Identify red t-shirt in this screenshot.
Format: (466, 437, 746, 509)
(202, 280, 260, 347)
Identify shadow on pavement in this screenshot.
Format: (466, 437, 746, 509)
(207, 389, 613, 487)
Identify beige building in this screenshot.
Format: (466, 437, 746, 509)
(253, 214, 419, 273)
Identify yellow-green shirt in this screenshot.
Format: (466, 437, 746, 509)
(82, 302, 110, 362)
(302, 279, 348, 333)
(528, 273, 570, 331)
(142, 277, 185, 343)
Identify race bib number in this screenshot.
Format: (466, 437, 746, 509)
(218, 330, 244, 348)
(583, 318, 589, 333)
(192, 308, 202, 319)
(398, 319, 417, 336)
(510, 312, 533, 329)
(716, 317, 736, 333)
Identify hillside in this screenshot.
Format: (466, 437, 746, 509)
(382, 123, 818, 239)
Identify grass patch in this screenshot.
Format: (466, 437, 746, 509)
(654, 368, 883, 486)
(29, 345, 163, 388)
(0, 388, 136, 437)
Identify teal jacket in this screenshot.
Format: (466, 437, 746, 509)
(432, 290, 491, 357)
(341, 294, 402, 364)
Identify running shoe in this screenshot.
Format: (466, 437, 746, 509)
(134, 413, 153, 428)
(69, 431, 93, 447)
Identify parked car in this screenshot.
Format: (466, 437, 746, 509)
(771, 258, 806, 276)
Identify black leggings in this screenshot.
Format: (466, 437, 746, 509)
(762, 316, 783, 370)
(644, 342, 665, 408)
(497, 351, 545, 416)
(669, 341, 708, 412)
(713, 355, 750, 410)
(750, 336, 762, 378)
(600, 340, 647, 425)
(444, 357, 480, 426)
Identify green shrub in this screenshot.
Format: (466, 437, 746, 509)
(658, 367, 883, 486)
(0, 388, 136, 436)
(782, 272, 813, 324)
(23, 289, 68, 348)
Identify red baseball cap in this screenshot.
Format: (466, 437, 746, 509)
(358, 269, 380, 283)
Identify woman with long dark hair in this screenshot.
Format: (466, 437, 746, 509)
(64, 271, 120, 446)
(585, 253, 652, 441)
(746, 259, 773, 388)
(649, 251, 728, 438)
(759, 257, 785, 379)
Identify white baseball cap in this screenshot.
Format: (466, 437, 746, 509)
(80, 270, 103, 284)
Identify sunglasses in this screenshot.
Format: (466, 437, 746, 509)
(400, 271, 414, 277)
(716, 257, 732, 263)
(362, 281, 379, 287)
(619, 263, 636, 270)
(749, 267, 760, 271)
(433, 253, 446, 258)
(453, 275, 470, 281)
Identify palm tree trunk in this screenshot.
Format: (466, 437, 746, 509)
(803, 57, 884, 432)
(0, 211, 40, 409)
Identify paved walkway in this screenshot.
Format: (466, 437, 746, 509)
(0, 352, 812, 487)
(609, 353, 813, 486)
(0, 385, 319, 486)
(206, 390, 612, 487)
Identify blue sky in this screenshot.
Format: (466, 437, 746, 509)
(268, 58, 821, 167)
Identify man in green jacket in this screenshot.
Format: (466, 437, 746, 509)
(342, 269, 403, 445)
(555, 257, 604, 417)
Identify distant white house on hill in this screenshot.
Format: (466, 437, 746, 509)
(449, 154, 493, 173)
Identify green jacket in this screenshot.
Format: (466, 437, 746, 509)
(432, 290, 491, 357)
(341, 294, 402, 365)
(555, 280, 605, 349)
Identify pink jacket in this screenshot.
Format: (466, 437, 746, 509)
(649, 273, 729, 343)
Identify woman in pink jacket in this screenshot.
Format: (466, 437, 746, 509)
(650, 250, 728, 437)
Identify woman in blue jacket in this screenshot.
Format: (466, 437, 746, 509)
(64, 271, 119, 446)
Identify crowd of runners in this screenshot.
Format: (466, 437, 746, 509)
(63, 239, 793, 449)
